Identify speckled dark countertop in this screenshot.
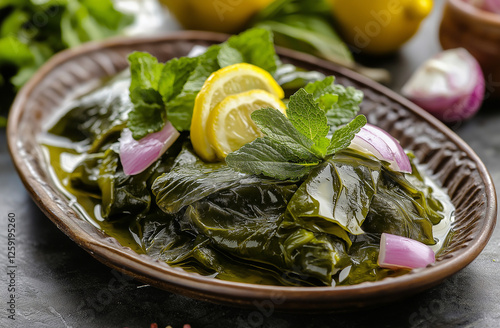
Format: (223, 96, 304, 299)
(1, 0, 499, 327)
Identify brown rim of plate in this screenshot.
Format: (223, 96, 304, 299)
(7, 31, 497, 311)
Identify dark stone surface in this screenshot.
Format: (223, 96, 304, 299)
(0, 0, 499, 327)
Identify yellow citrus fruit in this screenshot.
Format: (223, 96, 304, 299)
(207, 89, 287, 159)
(160, 0, 275, 34)
(330, 0, 433, 55)
(190, 63, 284, 162)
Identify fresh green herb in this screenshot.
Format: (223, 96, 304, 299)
(222, 136, 320, 181)
(0, 0, 132, 113)
(218, 28, 278, 75)
(128, 88, 165, 139)
(251, 106, 319, 161)
(327, 115, 366, 154)
(128, 52, 164, 92)
(226, 80, 367, 180)
(305, 76, 364, 127)
(286, 89, 330, 157)
(127, 28, 280, 139)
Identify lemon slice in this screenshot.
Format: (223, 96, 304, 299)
(207, 89, 287, 159)
(190, 63, 284, 162)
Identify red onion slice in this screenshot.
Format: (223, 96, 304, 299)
(119, 122, 180, 176)
(464, 0, 500, 14)
(402, 48, 485, 122)
(349, 123, 412, 173)
(378, 233, 435, 270)
(482, 0, 500, 13)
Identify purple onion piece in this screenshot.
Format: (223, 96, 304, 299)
(378, 233, 436, 270)
(349, 123, 412, 173)
(119, 122, 180, 176)
(402, 48, 485, 123)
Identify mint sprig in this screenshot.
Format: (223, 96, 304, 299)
(226, 84, 366, 180)
(224, 138, 320, 180)
(127, 28, 279, 140)
(305, 76, 364, 127)
(287, 89, 330, 157)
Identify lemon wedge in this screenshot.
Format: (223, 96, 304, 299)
(190, 63, 284, 162)
(206, 89, 287, 160)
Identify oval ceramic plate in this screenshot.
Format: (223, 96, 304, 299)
(7, 31, 497, 311)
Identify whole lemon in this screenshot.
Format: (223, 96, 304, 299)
(160, 0, 274, 34)
(330, 0, 433, 55)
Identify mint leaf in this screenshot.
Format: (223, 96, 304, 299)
(226, 138, 318, 180)
(327, 115, 367, 155)
(287, 89, 330, 157)
(158, 56, 199, 103)
(222, 28, 278, 75)
(181, 45, 222, 94)
(305, 77, 363, 127)
(156, 56, 199, 131)
(217, 43, 244, 68)
(304, 76, 339, 111)
(251, 108, 319, 162)
(128, 52, 164, 92)
(327, 86, 363, 127)
(165, 45, 222, 131)
(128, 88, 165, 139)
(163, 94, 197, 132)
(127, 52, 167, 139)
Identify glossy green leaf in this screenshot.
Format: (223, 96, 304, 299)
(287, 150, 382, 236)
(152, 145, 246, 214)
(48, 78, 132, 151)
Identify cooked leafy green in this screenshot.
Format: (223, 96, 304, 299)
(184, 182, 295, 268)
(152, 144, 247, 214)
(48, 78, 132, 152)
(48, 111, 452, 287)
(287, 150, 381, 236)
(68, 142, 181, 221)
(153, 148, 348, 285)
(274, 64, 326, 97)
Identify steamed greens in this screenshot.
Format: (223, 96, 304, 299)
(42, 28, 453, 287)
